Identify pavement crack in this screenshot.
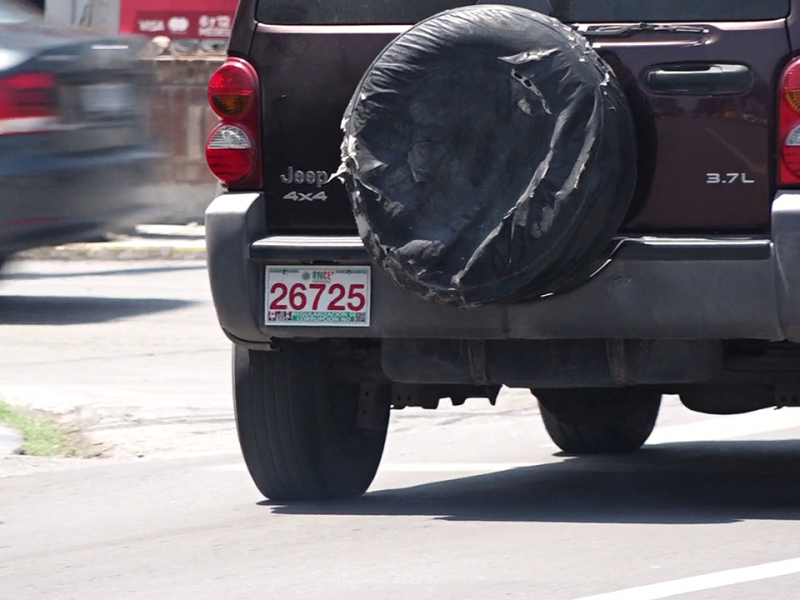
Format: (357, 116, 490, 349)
(0, 348, 227, 368)
(85, 415, 235, 432)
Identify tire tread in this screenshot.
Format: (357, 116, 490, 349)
(234, 343, 387, 501)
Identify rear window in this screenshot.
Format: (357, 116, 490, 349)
(257, 0, 790, 25)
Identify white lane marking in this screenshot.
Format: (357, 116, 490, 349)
(648, 409, 800, 446)
(207, 462, 545, 474)
(379, 462, 540, 473)
(572, 557, 800, 600)
(206, 409, 800, 474)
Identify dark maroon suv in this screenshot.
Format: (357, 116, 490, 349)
(205, 0, 800, 501)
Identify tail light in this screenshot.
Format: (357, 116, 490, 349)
(205, 58, 262, 189)
(0, 73, 59, 135)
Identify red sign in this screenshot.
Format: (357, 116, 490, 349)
(120, 0, 239, 39)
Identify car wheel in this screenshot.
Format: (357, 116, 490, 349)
(535, 388, 662, 455)
(233, 342, 389, 502)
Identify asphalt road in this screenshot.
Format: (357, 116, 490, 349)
(4, 260, 800, 599)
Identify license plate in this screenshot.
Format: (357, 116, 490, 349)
(265, 266, 371, 327)
(80, 83, 134, 115)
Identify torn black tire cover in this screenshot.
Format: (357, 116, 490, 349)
(339, 5, 637, 308)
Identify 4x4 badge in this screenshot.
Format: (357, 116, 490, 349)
(283, 191, 328, 202)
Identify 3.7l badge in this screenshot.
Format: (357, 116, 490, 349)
(706, 172, 755, 185)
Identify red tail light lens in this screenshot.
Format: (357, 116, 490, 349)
(205, 58, 262, 188)
(0, 73, 58, 135)
(779, 58, 800, 186)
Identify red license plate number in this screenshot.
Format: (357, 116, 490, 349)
(265, 267, 371, 327)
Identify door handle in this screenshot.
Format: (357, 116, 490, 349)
(643, 63, 753, 95)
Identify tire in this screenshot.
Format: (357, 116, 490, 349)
(234, 342, 389, 502)
(535, 388, 661, 455)
(340, 5, 637, 308)
(680, 385, 774, 415)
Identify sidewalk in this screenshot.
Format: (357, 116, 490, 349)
(16, 225, 207, 261)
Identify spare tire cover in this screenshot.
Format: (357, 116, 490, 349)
(339, 5, 637, 308)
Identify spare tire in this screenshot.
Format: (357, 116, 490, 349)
(339, 5, 637, 308)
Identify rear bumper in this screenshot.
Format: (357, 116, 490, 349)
(206, 191, 800, 345)
(0, 148, 161, 254)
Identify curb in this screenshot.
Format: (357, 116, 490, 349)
(134, 224, 206, 240)
(0, 425, 23, 456)
(17, 240, 207, 261)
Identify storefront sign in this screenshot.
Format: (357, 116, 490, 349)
(120, 0, 238, 39)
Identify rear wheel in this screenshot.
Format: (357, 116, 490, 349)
(535, 388, 662, 455)
(234, 342, 389, 502)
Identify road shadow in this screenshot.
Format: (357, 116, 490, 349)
(0, 295, 196, 325)
(3, 264, 207, 281)
(265, 440, 800, 525)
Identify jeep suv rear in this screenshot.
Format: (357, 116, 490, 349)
(206, 0, 800, 502)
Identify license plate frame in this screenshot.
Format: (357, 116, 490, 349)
(265, 266, 371, 328)
(79, 83, 134, 116)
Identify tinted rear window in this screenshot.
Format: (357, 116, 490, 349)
(257, 0, 790, 25)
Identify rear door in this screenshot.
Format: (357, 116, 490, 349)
(248, 0, 791, 233)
